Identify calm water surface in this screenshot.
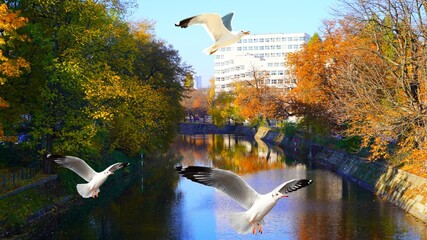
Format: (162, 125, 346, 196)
(48, 134, 426, 239)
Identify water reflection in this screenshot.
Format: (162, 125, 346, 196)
(177, 134, 288, 174)
(36, 134, 426, 240)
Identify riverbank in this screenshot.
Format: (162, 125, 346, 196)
(0, 152, 140, 238)
(256, 126, 427, 224)
(180, 123, 427, 223)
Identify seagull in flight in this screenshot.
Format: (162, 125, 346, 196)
(176, 166, 313, 234)
(175, 12, 250, 55)
(50, 155, 130, 198)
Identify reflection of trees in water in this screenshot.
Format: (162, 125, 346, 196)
(175, 134, 288, 175)
(83, 150, 184, 240)
(48, 151, 182, 239)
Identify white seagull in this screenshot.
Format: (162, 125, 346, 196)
(176, 166, 312, 234)
(50, 155, 130, 198)
(175, 12, 250, 55)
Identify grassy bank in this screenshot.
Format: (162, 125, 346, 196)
(0, 151, 140, 238)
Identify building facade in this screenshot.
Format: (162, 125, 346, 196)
(194, 75, 202, 89)
(213, 32, 310, 92)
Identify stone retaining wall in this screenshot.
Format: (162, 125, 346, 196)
(315, 148, 427, 223)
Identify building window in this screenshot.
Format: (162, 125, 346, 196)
(248, 46, 253, 50)
(243, 46, 247, 51)
(248, 39, 253, 43)
(254, 46, 259, 50)
(243, 39, 247, 43)
(276, 37, 281, 42)
(237, 47, 242, 51)
(259, 46, 264, 50)
(282, 37, 287, 41)
(265, 53, 270, 57)
(293, 44, 299, 49)
(265, 38, 270, 42)
(288, 37, 292, 41)
(271, 45, 276, 50)
(268, 63, 273, 67)
(271, 79, 277, 84)
(254, 38, 258, 43)
(299, 37, 305, 41)
(265, 46, 270, 50)
(259, 38, 264, 43)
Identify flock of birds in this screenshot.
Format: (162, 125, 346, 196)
(50, 11, 313, 235)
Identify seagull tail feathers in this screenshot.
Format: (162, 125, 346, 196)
(229, 212, 252, 234)
(203, 45, 218, 55)
(76, 183, 98, 198)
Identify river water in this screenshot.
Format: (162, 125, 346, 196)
(44, 134, 426, 239)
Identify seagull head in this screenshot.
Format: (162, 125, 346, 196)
(271, 191, 288, 201)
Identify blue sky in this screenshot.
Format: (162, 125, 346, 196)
(130, 0, 339, 87)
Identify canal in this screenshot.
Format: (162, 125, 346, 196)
(40, 134, 427, 239)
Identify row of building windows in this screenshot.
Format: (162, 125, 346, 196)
(219, 44, 303, 52)
(215, 69, 290, 77)
(215, 52, 287, 60)
(238, 36, 306, 44)
(215, 73, 292, 82)
(215, 60, 285, 71)
(237, 45, 303, 51)
(215, 78, 296, 90)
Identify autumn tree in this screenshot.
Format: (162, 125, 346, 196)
(181, 88, 209, 121)
(233, 67, 291, 125)
(208, 90, 237, 126)
(0, 1, 187, 167)
(330, 0, 427, 165)
(0, 3, 29, 141)
(288, 0, 427, 171)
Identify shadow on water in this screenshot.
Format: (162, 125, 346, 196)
(18, 134, 427, 239)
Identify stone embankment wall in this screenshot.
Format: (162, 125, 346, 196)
(315, 149, 427, 223)
(258, 127, 427, 223)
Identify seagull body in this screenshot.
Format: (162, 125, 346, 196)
(175, 12, 250, 55)
(50, 155, 129, 198)
(176, 166, 312, 234)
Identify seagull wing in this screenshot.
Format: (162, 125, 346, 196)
(221, 12, 235, 32)
(105, 162, 130, 173)
(175, 13, 231, 42)
(52, 155, 97, 182)
(274, 179, 313, 194)
(176, 166, 259, 210)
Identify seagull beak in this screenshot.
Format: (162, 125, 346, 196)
(244, 31, 250, 35)
(281, 195, 288, 198)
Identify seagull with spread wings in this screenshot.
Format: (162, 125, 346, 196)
(175, 12, 250, 55)
(50, 155, 129, 198)
(176, 166, 312, 234)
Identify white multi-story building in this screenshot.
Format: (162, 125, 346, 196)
(213, 32, 310, 92)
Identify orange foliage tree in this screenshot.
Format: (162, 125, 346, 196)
(288, 0, 427, 172)
(233, 68, 291, 123)
(0, 3, 29, 141)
